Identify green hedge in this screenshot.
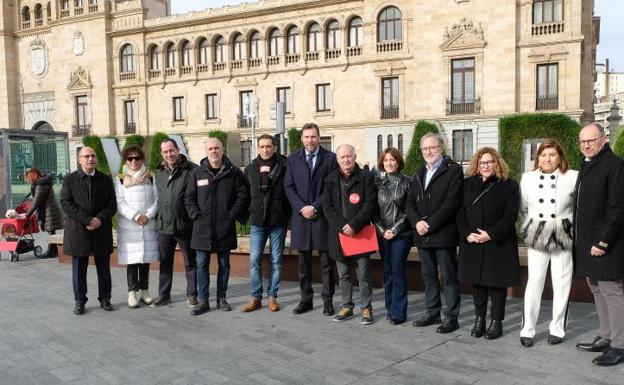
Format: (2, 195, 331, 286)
(288, 128, 303, 153)
(499, 113, 582, 182)
(208, 130, 228, 153)
(404, 120, 440, 175)
(82, 135, 111, 175)
(148, 132, 169, 171)
(613, 126, 624, 157)
(119, 135, 145, 173)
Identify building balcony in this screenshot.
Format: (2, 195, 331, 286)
(21, 21, 31, 29)
(89, 4, 99, 12)
(532, 21, 565, 36)
(536, 96, 558, 110)
(346, 46, 362, 57)
(446, 98, 481, 115)
(164, 68, 176, 76)
(124, 123, 136, 135)
(325, 48, 341, 60)
(197, 63, 210, 73)
(35, 19, 43, 27)
(60, 9, 70, 17)
(267, 56, 280, 66)
(237, 114, 253, 128)
(380, 106, 399, 120)
(230, 60, 243, 70)
(180, 66, 193, 75)
(74, 7, 84, 15)
(148, 69, 160, 79)
(377, 40, 403, 53)
(119, 72, 136, 81)
(72, 124, 91, 137)
(248, 58, 262, 68)
(286, 53, 300, 64)
(214, 62, 226, 71)
(305, 51, 319, 62)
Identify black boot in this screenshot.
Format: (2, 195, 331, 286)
(217, 297, 232, 312)
(46, 244, 58, 258)
(471, 316, 486, 338)
(484, 320, 503, 340)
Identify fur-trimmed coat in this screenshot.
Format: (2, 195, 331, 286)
(520, 168, 578, 251)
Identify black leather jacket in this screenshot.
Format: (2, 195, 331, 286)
(374, 173, 411, 237)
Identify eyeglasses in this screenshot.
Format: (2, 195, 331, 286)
(81, 154, 96, 159)
(579, 135, 604, 147)
(126, 156, 142, 162)
(420, 146, 440, 152)
(479, 160, 495, 167)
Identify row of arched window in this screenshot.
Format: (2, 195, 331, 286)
(377, 134, 404, 157)
(21, 1, 98, 26)
(118, 6, 403, 74)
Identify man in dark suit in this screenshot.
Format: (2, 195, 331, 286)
(574, 123, 624, 366)
(61, 147, 117, 315)
(284, 123, 337, 315)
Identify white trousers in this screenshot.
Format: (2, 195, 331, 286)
(520, 248, 573, 338)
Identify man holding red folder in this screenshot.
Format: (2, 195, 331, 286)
(322, 144, 378, 325)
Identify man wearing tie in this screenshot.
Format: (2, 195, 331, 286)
(61, 147, 117, 315)
(284, 123, 337, 315)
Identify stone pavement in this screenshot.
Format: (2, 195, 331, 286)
(0, 254, 622, 385)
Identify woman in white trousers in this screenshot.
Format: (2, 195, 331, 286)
(519, 139, 578, 347)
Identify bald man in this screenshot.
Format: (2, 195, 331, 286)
(184, 138, 250, 316)
(574, 123, 624, 366)
(61, 147, 117, 315)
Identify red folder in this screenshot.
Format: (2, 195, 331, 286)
(339, 224, 379, 257)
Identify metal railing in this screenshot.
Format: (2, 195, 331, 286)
(446, 97, 481, 115)
(72, 124, 91, 137)
(380, 106, 399, 119)
(536, 96, 558, 110)
(237, 114, 253, 128)
(124, 123, 136, 135)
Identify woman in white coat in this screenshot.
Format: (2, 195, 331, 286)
(519, 139, 578, 347)
(115, 145, 160, 308)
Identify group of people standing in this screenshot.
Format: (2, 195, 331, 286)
(57, 121, 624, 367)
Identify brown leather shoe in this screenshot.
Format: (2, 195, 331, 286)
(268, 297, 280, 312)
(241, 297, 262, 312)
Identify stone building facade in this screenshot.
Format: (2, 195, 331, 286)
(0, 0, 599, 169)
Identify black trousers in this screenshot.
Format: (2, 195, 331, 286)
(473, 284, 508, 321)
(127, 263, 150, 291)
(157, 232, 197, 299)
(72, 255, 112, 305)
(298, 250, 335, 303)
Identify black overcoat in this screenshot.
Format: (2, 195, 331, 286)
(25, 174, 64, 232)
(60, 169, 117, 257)
(244, 155, 291, 227)
(406, 156, 463, 248)
(457, 175, 521, 287)
(322, 166, 378, 262)
(574, 145, 624, 280)
(184, 156, 250, 251)
(284, 146, 337, 251)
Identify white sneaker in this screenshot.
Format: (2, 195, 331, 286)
(140, 290, 154, 305)
(128, 291, 139, 308)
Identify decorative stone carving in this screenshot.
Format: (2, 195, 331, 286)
(28, 38, 49, 84)
(440, 18, 486, 51)
(67, 67, 92, 90)
(73, 31, 85, 55)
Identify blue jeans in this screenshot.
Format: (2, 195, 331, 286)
(418, 248, 461, 319)
(196, 249, 230, 301)
(249, 225, 285, 299)
(379, 234, 412, 321)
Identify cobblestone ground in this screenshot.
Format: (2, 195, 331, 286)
(0, 252, 622, 385)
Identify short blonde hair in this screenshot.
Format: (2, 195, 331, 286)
(466, 147, 510, 180)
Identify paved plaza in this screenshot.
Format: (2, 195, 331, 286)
(0, 253, 622, 385)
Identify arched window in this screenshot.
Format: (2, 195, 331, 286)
(232, 33, 244, 60)
(307, 23, 320, 52)
(387, 134, 393, 148)
(197, 38, 209, 65)
(268, 28, 280, 57)
(378, 6, 402, 41)
(180, 41, 191, 66)
(326, 20, 340, 50)
(377, 135, 383, 158)
(120, 44, 134, 73)
(46, 3, 51, 18)
(348, 17, 363, 47)
(249, 31, 260, 59)
(61, 0, 69, 10)
(287, 26, 299, 54)
(398, 134, 404, 154)
(165, 43, 176, 68)
(149, 45, 160, 70)
(22, 7, 31, 22)
(34, 4, 43, 20)
(214, 36, 225, 63)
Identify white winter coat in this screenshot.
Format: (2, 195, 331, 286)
(114, 177, 160, 264)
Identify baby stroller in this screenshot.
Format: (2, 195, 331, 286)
(0, 201, 43, 262)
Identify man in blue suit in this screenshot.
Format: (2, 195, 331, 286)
(284, 123, 337, 315)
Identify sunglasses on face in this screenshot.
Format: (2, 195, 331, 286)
(126, 156, 142, 161)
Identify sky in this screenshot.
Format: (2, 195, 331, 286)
(171, 0, 623, 71)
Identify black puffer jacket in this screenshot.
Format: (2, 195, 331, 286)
(154, 154, 196, 235)
(374, 173, 411, 237)
(184, 156, 250, 251)
(25, 174, 64, 233)
(244, 154, 291, 227)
